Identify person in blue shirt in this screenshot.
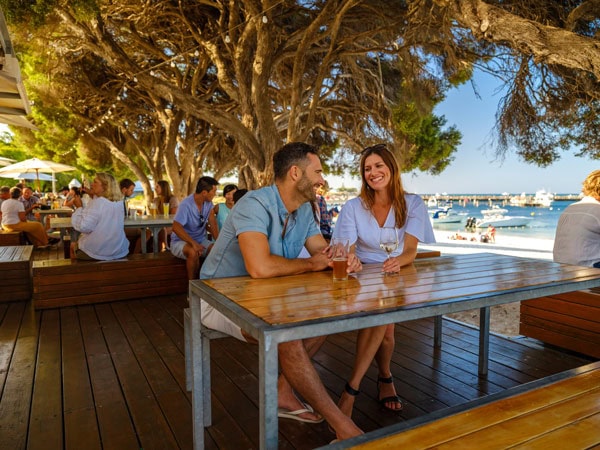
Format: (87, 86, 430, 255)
(200, 143, 364, 442)
(171, 176, 219, 280)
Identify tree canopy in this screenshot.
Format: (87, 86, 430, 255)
(1, 0, 599, 194)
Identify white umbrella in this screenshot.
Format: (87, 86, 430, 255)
(0, 157, 76, 193)
(68, 178, 82, 188)
(0, 171, 55, 181)
(0, 156, 16, 166)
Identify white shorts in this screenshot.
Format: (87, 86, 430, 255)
(201, 300, 246, 342)
(171, 238, 211, 259)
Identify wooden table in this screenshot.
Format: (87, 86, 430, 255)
(50, 215, 174, 254)
(188, 253, 600, 449)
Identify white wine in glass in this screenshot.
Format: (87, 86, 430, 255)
(379, 227, 398, 275)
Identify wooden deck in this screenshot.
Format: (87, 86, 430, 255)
(0, 293, 595, 449)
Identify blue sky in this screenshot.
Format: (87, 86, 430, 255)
(331, 70, 595, 195)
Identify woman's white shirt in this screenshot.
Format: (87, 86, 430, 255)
(333, 194, 435, 263)
(71, 196, 129, 260)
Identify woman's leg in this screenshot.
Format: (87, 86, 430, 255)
(338, 325, 387, 418)
(374, 324, 402, 411)
(5, 221, 48, 247)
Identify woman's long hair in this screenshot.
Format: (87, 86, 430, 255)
(359, 144, 408, 228)
(96, 173, 122, 202)
(156, 180, 173, 209)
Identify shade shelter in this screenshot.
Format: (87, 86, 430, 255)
(0, 157, 76, 192)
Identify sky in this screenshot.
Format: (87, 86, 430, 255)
(329, 71, 595, 195)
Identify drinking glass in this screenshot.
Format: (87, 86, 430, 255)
(330, 237, 350, 281)
(379, 227, 398, 275)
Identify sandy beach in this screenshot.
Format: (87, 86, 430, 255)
(419, 229, 555, 336)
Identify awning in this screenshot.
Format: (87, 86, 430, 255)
(0, 9, 35, 129)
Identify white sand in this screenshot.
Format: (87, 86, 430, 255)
(420, 229, 554, 260)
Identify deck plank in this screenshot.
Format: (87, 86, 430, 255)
(0, 296, 596, 449)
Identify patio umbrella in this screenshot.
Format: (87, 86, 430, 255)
(0, 171, 55, 181)
(0, 157, 76, 193)
(0, 156, 16, 167)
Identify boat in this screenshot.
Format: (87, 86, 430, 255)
(476, 213, 533, 228)
(509, 189, 554, 207)
(480, 205, 508, 215)
(430, 207, 465, 224)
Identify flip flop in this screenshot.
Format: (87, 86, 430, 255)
(277, 401, 324, 423)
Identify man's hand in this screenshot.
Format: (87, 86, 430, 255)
(190, 240, 205, 257)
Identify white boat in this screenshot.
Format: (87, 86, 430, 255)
(476, 214, 533, 228)
(480, 205, 508, 215)
(430, 207, 465, 224)
(509, 189, 554, 207)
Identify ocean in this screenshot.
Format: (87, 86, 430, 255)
(432, 199, 576, 241)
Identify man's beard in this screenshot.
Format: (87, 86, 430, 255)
(297, 173, 316, 203)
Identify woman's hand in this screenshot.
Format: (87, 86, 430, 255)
(72, 195, 83, 209)
(382, 255, 402, 273)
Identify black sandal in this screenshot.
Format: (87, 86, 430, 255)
(377, 376, 403, 412)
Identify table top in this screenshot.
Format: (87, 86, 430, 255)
(34, 208, 73, 215)
(50, 215, 174, 228)
(193, 253, 600, 335)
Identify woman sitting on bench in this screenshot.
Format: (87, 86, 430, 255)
(70, 173, 129, 261)
(1, 186, 54, 249)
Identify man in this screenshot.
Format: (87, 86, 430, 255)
(19, 186, 41, 221)
(200, 143, 363, 441)
(171, 176, 219, 280)
(119, 178, 135, 199)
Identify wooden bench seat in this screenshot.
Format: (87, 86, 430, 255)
(32, 252, 188, 309)
(0, 230, 26, 246)
(519, 289, 600, 358)
(0, 245, 33, 302)
(336, 361, 600, 449)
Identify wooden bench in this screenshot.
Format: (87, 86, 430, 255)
(0, 230, 26, 246)
(32, 252, 188, 309)
(519, 289, 600, 358)
(0, 245, 33, 302)
(335, 360, 600, 449)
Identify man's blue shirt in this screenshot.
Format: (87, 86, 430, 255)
(170, 194, 214, 245)
(200, 184, 320, 279)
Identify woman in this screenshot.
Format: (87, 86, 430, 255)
(332, 143, 435, 417)
(154, 180, 179, 250)
(62, 186, 81, 209)
(213, 184, 237, 231)
(71, 173, 129, 260)
(554, 169, 600, 266)
(1, 187, 50, 248)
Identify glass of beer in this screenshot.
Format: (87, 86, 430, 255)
(149, 200, 158, 218)
(163, 203, 169, 217)
(331, 237, 350, 281)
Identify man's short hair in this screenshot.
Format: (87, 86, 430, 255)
(195, 176, 219, 194)
(0, 185, 10, 194)
(10, 187, 21, 199)
(119, 178, 135, 190)
(273, 142, 319, 181)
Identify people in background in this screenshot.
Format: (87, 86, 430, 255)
(213, 184, 237, 231)
(0, 185, 9, 213)
(554, 170, 600, 267)
(332, 143, 435, 419)
(1, 187, 51, 248)
(119, 178, 150, 254)
(200, 143, 363, 441)
(154, 180, 179, 250)
(19, 187, 42, 221)
(233, 188, 248, 204)
(70, 173, 129, 261)
(63, 186, 81, 209)
(171, 176, 219, 280)
(316, 183, 332, 240)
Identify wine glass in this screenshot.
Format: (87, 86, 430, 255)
(379, 227, 398, 275)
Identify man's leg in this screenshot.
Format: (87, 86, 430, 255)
(181, 243, 200, 280)
(278, 340, 363, 440)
